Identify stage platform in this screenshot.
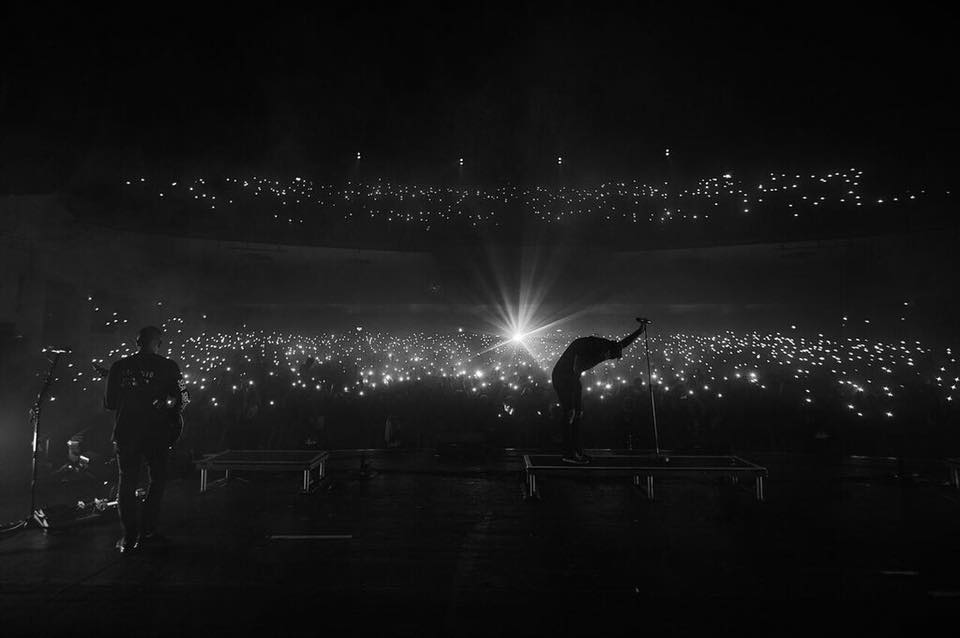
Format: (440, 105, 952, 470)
(195, 449, 328, 493)
(522, 453, 767, 501)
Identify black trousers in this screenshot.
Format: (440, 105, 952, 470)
(561, 413, 583, 457)
(552, 368, 583, 456)
(115, 441, 167, 540)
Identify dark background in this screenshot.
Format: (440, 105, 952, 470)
(2, 9, 960, 629)
(2, 2, 957, 191)
(2, 2, 957, 460)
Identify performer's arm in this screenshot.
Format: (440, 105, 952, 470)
(616, 325, 646, 353)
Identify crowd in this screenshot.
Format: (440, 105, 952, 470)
(78, 167, 951, 248)
(41, 314, 959, 464)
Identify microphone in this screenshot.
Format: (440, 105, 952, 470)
(636, 317, 653, 324)
(42, 346, 72, 354)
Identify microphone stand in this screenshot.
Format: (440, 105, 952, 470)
(641, 321, 661, 456)
(0, 352, 63, 536)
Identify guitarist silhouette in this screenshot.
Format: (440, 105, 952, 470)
(104, 326, 189, 553)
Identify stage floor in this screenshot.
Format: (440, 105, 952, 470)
(2, 450, 959, 635)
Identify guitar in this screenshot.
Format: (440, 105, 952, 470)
(93, 363, 184, 446)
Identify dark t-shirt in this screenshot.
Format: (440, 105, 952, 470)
(105, 352, 186, 446)
(552, 336, 622, 377)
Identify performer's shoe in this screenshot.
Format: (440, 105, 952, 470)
(115, 536, 139, 554)
(577, 451, 594, 462)
(562, 454, 590, 465)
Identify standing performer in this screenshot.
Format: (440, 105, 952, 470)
(105, 326, 188, 553)
(551, 319, 648, 464)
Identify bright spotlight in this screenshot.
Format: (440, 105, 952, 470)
(512, 333, 524, 344)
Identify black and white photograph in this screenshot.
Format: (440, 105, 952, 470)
(1, 3, 958, 635)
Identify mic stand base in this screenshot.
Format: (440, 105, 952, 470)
(0, 512, 48, 537)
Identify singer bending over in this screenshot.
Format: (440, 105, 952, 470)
(551, 318, 649, 464)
